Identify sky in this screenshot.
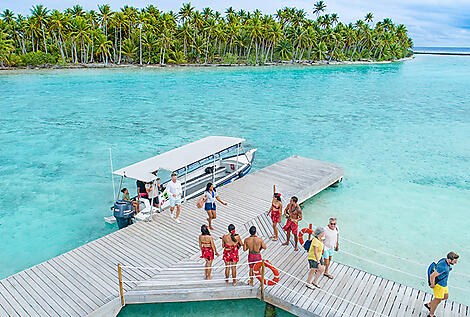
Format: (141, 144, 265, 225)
(1, 0, 470, 47)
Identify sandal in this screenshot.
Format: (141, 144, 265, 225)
(424, 303, 430, 311)
(312, 282, 321, 289)
(306, 284, 315, 290)
(324, 274, 334, 279)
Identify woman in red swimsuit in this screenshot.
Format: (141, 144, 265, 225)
(267, 191, 283, 241)
(221, 224, 242, 285)
(199, 225, 219, 279)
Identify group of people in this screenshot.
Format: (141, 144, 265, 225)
(199, 223, 266, 286)
(121, 172, 184, 223)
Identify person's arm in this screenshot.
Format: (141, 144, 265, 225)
(298, 209, 303, 222)
(429, 270, 440, 288)
(202, 193, 208, 203)
(267, 205, 272, 216)
(198, 236, 203, 250)
(211, 237, 219, 256)
(261, 239, 267, 251)
(216, 195, 227, 205)
(335, 230, 339, 251)
(273, 185, 276, 194)
(314, 246, 320, 262)
(243, 239, 248, 251)
(284, 204, 289, 217)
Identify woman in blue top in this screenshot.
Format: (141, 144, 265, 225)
(202, 182, 227, 230)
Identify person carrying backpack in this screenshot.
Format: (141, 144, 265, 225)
(425, 252, 459, 317)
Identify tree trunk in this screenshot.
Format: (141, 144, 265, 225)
(41, 24, 48, 53)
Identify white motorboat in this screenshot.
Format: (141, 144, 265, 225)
(105, 136, 256, 225)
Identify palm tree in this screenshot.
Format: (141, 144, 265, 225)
(365, 13, 373, 25)
(30, 5, 49, 53)
(95, 32, 112, 63)
(313, 1, 327, 18)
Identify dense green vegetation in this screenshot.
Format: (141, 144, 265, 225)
(0, 1, 413, 67)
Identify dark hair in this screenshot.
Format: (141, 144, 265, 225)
(249, 226, 256, 236)
(121, 188, 127, 193)
(292, 196, 298, 203)
(201, 224, 210, 236)
(228, 224, 238, 243)
(274, 193, 281, 202)
(171, 172, 177, 177)
(447, 252, 459, 260)
(206, 182, 216, 192)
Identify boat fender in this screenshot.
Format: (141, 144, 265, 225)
(205, 166, 214, 174)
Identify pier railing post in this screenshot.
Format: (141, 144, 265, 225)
(118, 264, 124, 306)
(260, 260, 265, 301)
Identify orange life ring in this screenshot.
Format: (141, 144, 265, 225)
(298, 228, 313, 246)
(253, 260, 280, 286)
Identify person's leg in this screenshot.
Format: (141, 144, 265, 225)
(312, 265, 324, 287)
(206, 210, 212, 229)
(212, 209, 216, 220)
(175, 203, 181, 219)
(282, 231, 291, 246)
(170, 206, 175, 217)
(207, 259, 213, 279)
(324, 253, 332, 277)
(293, 234, 299, 251)
(307, 268, 316, 284)
(232, 263, 237, 285)
(273, 222, 279, 240)
(225, 262, 230, 283)
(429, 298, 442, 316)
(249, 267, 254, 286)
(204, 260, 209, 279)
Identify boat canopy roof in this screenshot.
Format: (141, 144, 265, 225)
(113, 136, 245, 182)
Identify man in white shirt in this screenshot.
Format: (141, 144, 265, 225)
(322, 217, 339, 279)
(167, 173, 182, 223)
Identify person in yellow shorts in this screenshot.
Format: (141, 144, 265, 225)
(425, 252, 459, 317)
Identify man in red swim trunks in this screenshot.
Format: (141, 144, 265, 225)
(282, 196, 302, 251)
(244, 226, 266, 286)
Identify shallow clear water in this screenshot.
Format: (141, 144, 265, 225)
(0, 55, 469, 306)
(118, 299, 294, 316)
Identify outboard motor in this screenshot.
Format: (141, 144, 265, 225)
(113, 200, 135, 229)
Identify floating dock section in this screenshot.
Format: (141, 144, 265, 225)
(0, 156, 468, 316)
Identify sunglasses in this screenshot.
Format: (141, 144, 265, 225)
(329, 223, 336, 226)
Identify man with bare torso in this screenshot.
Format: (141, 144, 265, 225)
(282, 196, 302, 251)
(243, 226, 266, 286)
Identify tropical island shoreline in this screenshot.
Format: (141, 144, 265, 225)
(0, 56, 414, 71)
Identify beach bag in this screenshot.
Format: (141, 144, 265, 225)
(303, 239, 312, 252)
(196, 197, 204, 209)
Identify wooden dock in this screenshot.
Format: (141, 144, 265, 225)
(0, 156, 468, 317)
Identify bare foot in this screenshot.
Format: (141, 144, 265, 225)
(207, 275, 213, 280)
(225, 278, 229, 284)
(232, 279, 237, 286)
(281, 242, 289, 246)
(249, 280, 254, 286)
(294, 247, 299, 251)
(273, 237, 279, 241)
(209, 226, 214, 230)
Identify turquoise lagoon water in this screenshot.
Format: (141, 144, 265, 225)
(0, 55, 469, 308)
(118, 299, 294, 316)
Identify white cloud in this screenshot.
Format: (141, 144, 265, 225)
(2, 0, 470, 46)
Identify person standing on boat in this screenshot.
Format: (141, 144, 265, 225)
(425, 252, 459, 317)
(202, 183, 227, 230)
(167, 173, 182, 223)
(267, 188, 283, 241)
(221, 224, 242, 285)
(282, 196, 302, 251)
(136, 179, 148, 202)
(199, 225, 219, 280)
(306, 227, 325, 289)
(244, 226, 266, 286)
(146, 178, 160, 208)
(322, 217, 339, 279)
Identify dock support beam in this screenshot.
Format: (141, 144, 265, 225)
(118, 264, 124, 307)
(260, 260, 265, 300)
(265, 303, 276, 317)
